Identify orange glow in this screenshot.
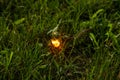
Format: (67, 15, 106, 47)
(51, 39, 60, 48)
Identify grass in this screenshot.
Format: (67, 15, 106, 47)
(0, 0, 120, 80)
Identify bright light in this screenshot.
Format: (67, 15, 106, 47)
(51, 39, 60, 48)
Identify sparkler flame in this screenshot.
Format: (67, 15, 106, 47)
(51, 39, 60, 48)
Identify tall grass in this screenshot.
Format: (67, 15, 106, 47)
(0, 0, 120, 80)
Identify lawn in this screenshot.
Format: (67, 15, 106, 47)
(0, 0, 120, 80)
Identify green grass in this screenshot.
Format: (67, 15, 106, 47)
(0, 0, 120, 80)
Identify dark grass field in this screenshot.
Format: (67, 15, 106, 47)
(0, 0, 120, 80)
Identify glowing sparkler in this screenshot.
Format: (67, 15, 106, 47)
(51, 39, 60, 48)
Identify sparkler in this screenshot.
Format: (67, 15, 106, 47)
(51, 38, 61, 48)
